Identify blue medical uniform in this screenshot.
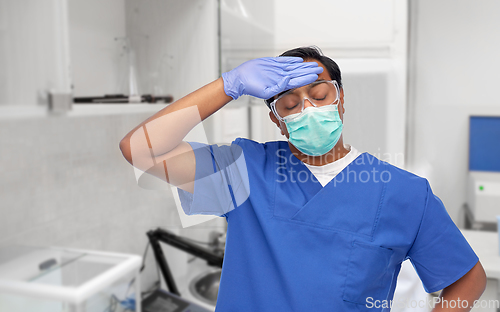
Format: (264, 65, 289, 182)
(178, 138, 478, 311)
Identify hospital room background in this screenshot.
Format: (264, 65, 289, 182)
(1, 0, 500, 311)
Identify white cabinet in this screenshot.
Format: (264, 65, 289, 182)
(0, 0, 71, 106)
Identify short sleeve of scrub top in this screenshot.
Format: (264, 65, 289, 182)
(177, 139, 250, 217)
(406, 180, 479, 293)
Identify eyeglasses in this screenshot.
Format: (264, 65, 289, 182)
(270, 80, 340, 122)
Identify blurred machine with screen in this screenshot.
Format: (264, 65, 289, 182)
(466, 116, 500, 225)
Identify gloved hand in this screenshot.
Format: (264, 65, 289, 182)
(221, 57, 323, 100)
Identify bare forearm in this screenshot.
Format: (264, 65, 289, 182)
(432, 261, 486, 311)
(120, 77, 232, 162)
(140, 77, 232, 126)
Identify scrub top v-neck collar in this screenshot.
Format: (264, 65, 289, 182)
(273, 142, 366, 220)
(277, 142, 363, 190)
(303, 144, 361, 187)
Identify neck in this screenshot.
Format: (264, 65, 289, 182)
(289, 137, 350, 166)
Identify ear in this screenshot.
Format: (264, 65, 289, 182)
(269, 111, 285, 136)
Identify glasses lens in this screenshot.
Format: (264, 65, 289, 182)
(274, 81, 338, 119)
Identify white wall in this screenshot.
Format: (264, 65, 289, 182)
(0, 111, 183, 297)
(408, 0, 500, 223)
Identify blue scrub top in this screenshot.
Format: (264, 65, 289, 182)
(178, 138, 478, 312)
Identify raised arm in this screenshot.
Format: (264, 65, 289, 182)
(119, 57, 323, 193)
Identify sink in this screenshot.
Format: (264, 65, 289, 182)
(188, 268, 222, 306)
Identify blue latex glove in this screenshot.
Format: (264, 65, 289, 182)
(221, 57, 324, 100)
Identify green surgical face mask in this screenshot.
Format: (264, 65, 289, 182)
(284, 104, 343, 156)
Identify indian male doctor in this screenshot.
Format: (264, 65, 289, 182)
(120, 46, 486, 311)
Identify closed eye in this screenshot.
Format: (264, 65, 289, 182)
(313, 95, 327, 101)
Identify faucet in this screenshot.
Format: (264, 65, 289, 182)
(208, 231, 226, 257)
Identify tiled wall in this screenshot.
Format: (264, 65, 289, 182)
(0, 110, 225, 292)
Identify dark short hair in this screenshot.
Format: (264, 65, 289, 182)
(264, 46, 342, 108)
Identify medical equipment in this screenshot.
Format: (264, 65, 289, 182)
(466, 116, 500, 225)
(0, 245, 141, 312)
(146, 228, 223, 297)
(143, 228, 222, 310)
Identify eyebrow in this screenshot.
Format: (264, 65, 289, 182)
(274, 78, 328, 99)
